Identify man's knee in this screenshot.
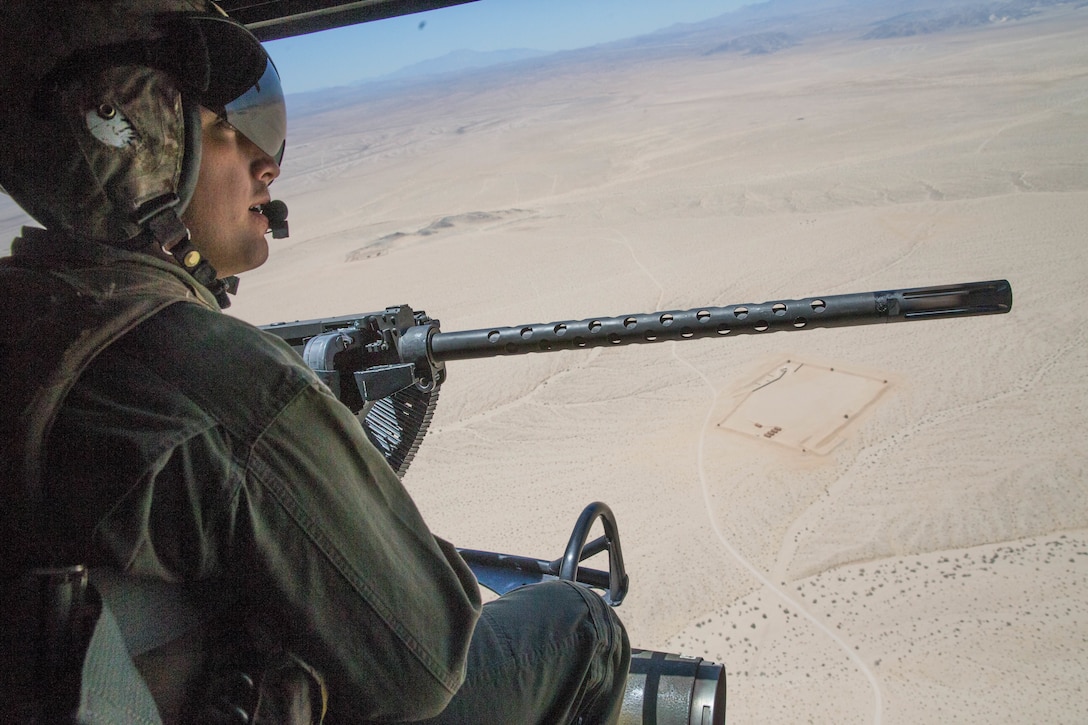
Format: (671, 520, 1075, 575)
(482, 581, 630, 723)
(493, 580, 622, 636)
(494, 580, 629, 680)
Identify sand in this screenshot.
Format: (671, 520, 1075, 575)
(3, 4, 1086, 723)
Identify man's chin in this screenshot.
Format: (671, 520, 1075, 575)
(242, 243, 271, 275)
(211, 248, 269, 278)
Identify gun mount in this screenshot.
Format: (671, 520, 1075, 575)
(261, 279, 1011, 476)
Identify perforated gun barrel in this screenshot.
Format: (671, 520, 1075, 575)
(428, 279, 1012, 362)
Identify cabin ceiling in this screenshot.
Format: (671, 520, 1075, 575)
(217, 0, 480, 41)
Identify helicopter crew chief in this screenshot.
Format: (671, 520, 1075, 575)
(0, 1, 629, 723)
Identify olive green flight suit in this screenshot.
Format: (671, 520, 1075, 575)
(0, 229, 628, 724)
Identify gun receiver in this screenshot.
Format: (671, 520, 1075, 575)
(261, 279, 1010, 475)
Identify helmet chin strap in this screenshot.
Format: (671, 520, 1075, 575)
(135, 193, 239, 309)
(124, 97, 237, 309)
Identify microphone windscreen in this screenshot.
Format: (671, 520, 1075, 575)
(263, 200, 288, 223)
(262, 200, 290, 239)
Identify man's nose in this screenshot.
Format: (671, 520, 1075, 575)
(254, 153, 280, 185)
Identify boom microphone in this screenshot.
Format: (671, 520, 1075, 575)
(261, 200, 289, 239)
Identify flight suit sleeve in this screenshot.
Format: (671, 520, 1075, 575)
(239, 379, 482, 721)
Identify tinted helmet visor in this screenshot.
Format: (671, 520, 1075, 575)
(221, 57, 286, 164)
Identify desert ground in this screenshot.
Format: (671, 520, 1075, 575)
(3, 2, 1086, 722)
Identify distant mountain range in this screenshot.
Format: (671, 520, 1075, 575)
(860, 1, 1072, 39)
(707, 31, 798, 56)
(286, 0, 1084, 112)
(385, 48, 551, 80)
(642, 0, 1081, 47)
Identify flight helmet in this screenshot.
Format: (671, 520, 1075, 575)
(0, 0, 286, 250)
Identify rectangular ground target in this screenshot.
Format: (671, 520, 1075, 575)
(718, 359, 890, 454)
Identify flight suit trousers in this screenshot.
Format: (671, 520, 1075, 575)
(400, 580, 631, 725)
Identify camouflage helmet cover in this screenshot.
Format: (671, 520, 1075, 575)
(0, 0, 269, 242)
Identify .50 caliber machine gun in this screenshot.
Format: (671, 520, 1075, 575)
(261, 279, 1011, 725)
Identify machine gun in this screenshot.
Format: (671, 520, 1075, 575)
(262, 280, 1011, 476)
(261, 279, 1011, 725)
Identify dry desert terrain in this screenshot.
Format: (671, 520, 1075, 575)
(3, 2, 1086, 723)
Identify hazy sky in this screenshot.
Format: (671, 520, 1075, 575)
(266, 0, 754, 94)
